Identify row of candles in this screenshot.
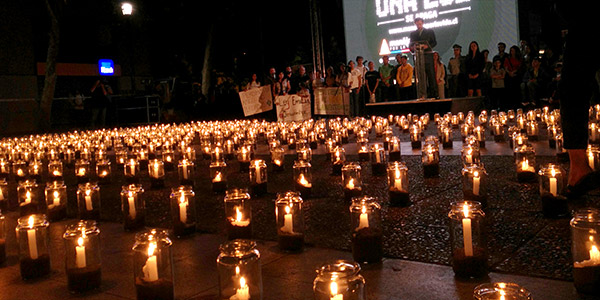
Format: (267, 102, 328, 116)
(5, 204, 598, 298)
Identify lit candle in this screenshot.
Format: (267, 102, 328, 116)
(85, 189, 93, 211)
(52, 190, 60, 208)
(78, 167, 86, 176)
(179, 193, 188, 224)
(472, 171, 480, 196)
(254, 161, 263, 184)
(347, 178, 355, 190)
(128, 191, 137, 219)
(17, 168, 24, 177)
(394, 169, 402, 190)
(129, 161, 136, 175)
(281, 205, 293, 234)
(213, 171, 223, 183)
(330, 281, 343, 300)
(53, 169, 61, 177)
(152, 162, 159, 178)
(231, 207, 250, 227)
(75, 236, 86, 268)
(182, 161, 188, 179)
(0, 186, 4, 201)
(427, 149, 434, 162)
(27, 216, 38, 259)
(462, 203, 473, 257)
(24, 190, 32, 205)
(232, 276, 250, 300)
(589, 151, 595, 170)
(356, 206, 369, 231)
(549, 168, 558, 196)
(465, 149, 473, 164)
(298, 174, 312, 188)
(274, 159, 282, 166)
(521, 159, 534, 172)
(574, 236, 600, 267)
(142, 241, 159, 282)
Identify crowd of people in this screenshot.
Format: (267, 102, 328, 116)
(243, 18, 564, 118)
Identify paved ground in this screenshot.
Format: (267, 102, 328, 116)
(0, 122, 599, 299)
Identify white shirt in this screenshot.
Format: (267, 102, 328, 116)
(349, 69, 361, 89)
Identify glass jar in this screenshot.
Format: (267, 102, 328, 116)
(77, 182, 101, 221)
(313, 260, 365, 300)
(555, 133, 569, 163)
(461, 144, 481, 167)
(210, 161, 228, 193)
(148, 159, 165, 188)
(473, 282, 532, 300)
(492, 122, 505, 142)
(331, 146, 346, 175)
(94, 159, 111, 184)
(0, 211, 6, 264)
(13, 160, 27, 181)
(132, 229, 174, 300)
(387, 161, 410, 207)
(63, 220, 101, 293)
(388, 137, 401, 162)
(45, 180, 67, 221)
(410, 125, 422, 150)
(342, 162, 362, 202)
(18, 180, 41, 217)
(224, 188, 252, 240)
(249, 159, 267, 196)
(124, 158, 140, 184)
(526, 121, 539, 141)
(588, 145, 600, 171)
(473, 125, 486, 148)
(170, 186, 196, 237)
(121, 184, 145, 230)
(441, 126, 453, 149)
(461, 164, 488, 206)
(571, 208, 600, 296)
(275, 191, 304, 251)
(237, 145, 253, 173)
(511, 132, 528, 150)
(515, 144, 537, 182)
(270, 146, 285, 172)
(350, 196, 383, 264)
(217, 239, 262, 299)
(293, 160, 312, 198)
(0, 178, 7, 211)
(448, 201, 487, 278)
(16, 214, 51, 280)
(0, 158, 10, 180)
(212, 146, 225, 164)
(370, 144, 387, 176)
(182, 146, 196, 162)
(177, 159, 195, 186)
(538, 164, 568, 218)
(297, 145, 312, 162)
(161, 149, 175, 170)
(75, 159, 91, 184)
(422, 143, 440, 178)
(27, 160, 42, 182)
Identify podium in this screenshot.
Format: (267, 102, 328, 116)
(412, 41, 430, 99)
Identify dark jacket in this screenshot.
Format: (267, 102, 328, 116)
(465, 53, 485, 76)
(409, 28, 437, 53)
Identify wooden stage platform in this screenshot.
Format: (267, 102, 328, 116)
(365, 96, 485, 115)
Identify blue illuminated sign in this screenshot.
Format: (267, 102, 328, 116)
(98, 59, 114, 76)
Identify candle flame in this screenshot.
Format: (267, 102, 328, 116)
(128, 191, 134, 198)
(298, 174, 310, 186)
(147, 241, 156, 257)
(53, 191, 59, 198)
(235, 266, 240, 275)
(330, 281, 338, 295)
(361, 205, 367, 214)
(236, 207, 243, 222)
(26, 190, 31, 199)
(85, 189, 91, 196)
(473, 170, 479, 178)
(77, 237, 84, 247)
(285, 205, 291, 215)
(348, 178, 355, 190)
(179, 192, 186, 204)
(395, 169, 401, 179)
(521, 159, 529, 170)
(239, 276, 247, 288)
(551, 168, 556, 177)
(28, 215, 34, 228)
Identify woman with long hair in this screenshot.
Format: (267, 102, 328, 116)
(504, 45, 523, 107)
(465, 41, 484, 97)
(433, 52, 446, 99)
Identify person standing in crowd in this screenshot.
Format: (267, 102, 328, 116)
(245, 73, 261, 90)
(447, 44, 466, 98)
(504, 45, 523, 107)
(396, 55, 414, 100)
(266, 67, 278, 95)
(356, 56, 366, 104)
(409, 17, 438, 98)
(311, 69, 325, 89)
(273, 71, 290, 96)
(489, 58, 506, 110)
(378, 55, 394, 101)
(90, 77, 112, 129)
(285, 66, 294, 93)
(365, 61, 380, 103)
(493, 42, 508, 64)
(521, 57, 551, 107)
(465, 41, 485, 97)
(336, 63, 350, 90)
(325, 66, 337, 87)
(481, 49, 493, 97)
(433, 52, 446, 99)
(296, 65, 311, 93)
(348, 60, 362, 116)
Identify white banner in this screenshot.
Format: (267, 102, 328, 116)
(238, 85, 273, 117)
(314, 87, 350, 115)
(274, 93, 311, 122)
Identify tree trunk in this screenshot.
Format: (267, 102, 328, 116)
(201, 23, 214, 99)
(39, 0, 60, 132)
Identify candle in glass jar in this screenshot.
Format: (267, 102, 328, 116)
(462, 203, 473, 257)
(357, 206, 369, 230)
(75, 236, 86, 268)
(233, 276, 250, 300)
(52, 190, 60, 207)
(142, 242, 159, 282)
(347, 178, 355, 190)
(179, 193, 188, 224)
(281, 205, 293, 234)
(85, 190, 93, 211)
(232, 207, 250, 227)
(549, 169, 558, 196)
(24, 190, 32, 205)
(394, 169, 402, 190)
(27, 216, 38, 259)
(298, 174, 312, 188)
(128, 191, 137, 219)
(472, 171, 480, 196)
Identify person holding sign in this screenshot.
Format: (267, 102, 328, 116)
(409, 17, 437, 99)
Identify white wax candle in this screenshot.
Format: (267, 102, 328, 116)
(24, 191, 32, 205)
(85, 190, 93, 211)
(213, 171, 222, 183)
(152, 163, 159, 178)
(231, 276, 250, 300)
(574, 244, 600, 267)
(347, 178, 355, 190)
(182, 163, 188, 179)
(27, 216, 38, 259)
(549, 177, 558, 196)
(232, 207, 250, 227)
(281, 206, 293, 234)
(356, 206, 369, 231)
(375, 149, 381, 163)
(298, 174, 312, 188)
(78, 168, 86, 176)
(128, 191, 137, 219)
(0, 186, 4, 201)
(130, 163, 136, 175)
(472, 172, 480, 196)
(75, 237, 86, 268)
(142, 242, 159, 282)
(52, 191, 60, 208)
(254, 164, 263, 184)
(179, 194, 188, 224)
(462, 204, 473, 257)
(394, 169, 402, 190)
(589, 152, 595, 170)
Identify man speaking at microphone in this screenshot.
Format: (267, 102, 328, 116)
(409, 17, 438, 99)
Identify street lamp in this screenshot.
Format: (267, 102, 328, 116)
(121, 2, 133, 16)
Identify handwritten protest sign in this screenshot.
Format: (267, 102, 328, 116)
(274, 93, 311, 122)
(314, 87, 350, 115)
(238, 85, 273, 117)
